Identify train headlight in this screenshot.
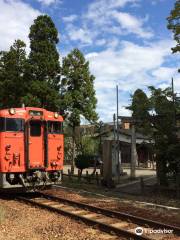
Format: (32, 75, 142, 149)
(54, 112, 59, 119)
(9, 108, 16, 115)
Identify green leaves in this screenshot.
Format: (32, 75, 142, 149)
(127, 89, 151, 134)
(0, 15, 61, 111)
(129, 86, 180, 185)
(0, 40, 27, 108)
(0, 15, 98, 133)
(62, 48, 98, 128)
(27, 15, 61, 111)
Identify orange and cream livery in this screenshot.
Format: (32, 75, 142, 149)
(0, 107, 64, 189)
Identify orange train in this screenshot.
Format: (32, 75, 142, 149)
(0, 107, 64, 189)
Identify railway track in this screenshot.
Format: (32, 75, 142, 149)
(18, 192, 180, 240)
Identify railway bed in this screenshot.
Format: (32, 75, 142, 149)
(17, 192, 180, 240)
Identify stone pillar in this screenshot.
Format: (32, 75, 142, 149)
(102, 140, 119, 187)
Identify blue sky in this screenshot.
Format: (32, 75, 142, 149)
(0, 0, 179, 122)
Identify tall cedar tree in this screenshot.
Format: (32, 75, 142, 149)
(127, 89, 151, 134)
(149, 86, 180, 185)
(62, 48, 98, 170)
(167, 0, 180, 54)
(129, 86, 180, 185)
(0, 40, 27, 108)
(24, 15, 61, 111)
(127, 89, 151, 179)
(167, 0, 180, 72)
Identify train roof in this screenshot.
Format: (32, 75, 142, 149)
(0, 107, 63, 121)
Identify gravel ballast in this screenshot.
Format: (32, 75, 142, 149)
(0, 198, 119, 240)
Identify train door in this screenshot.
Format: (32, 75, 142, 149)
(47, 121, 63, 169)
(28, 120, 44, 169)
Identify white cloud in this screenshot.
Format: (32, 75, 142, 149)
(66, 24, 93, 45)
(85, 0, 152, 38)
(112, 11, 153, 38)
(86, 52, 99, 58)
(62, 14, 78, 23)
(86, 39, 179, 121)
(64, 0, 152, 46)
(0, 0, 41, 51)
(151, 0, 165, 5)
(152, 67, 177, 81)
(96, 39, 107, 46)
(37, 0, 60, 6)
(86, 0, 139, 16)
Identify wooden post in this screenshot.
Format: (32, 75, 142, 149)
(86, 171, 89, 183)
(61, 170, 64, 181)
(176, 174, 180, 198)
(96, 172, 99, 185)
(78, 169, 81, 181)
(140, 177, 144, 194)
(100, 164, 103, 176)
(68, 169, 71, 181)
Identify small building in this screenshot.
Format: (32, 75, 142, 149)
(99, 127, 154, 167)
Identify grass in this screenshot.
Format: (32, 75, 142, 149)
(61, 177, 180, 208)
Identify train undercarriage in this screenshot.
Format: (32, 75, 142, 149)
(0, 170, 62, 189)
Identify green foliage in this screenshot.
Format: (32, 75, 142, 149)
(64, 137, 73, 163)
(77, 135, 99, 155)
(25, 15, 61, 111)
(0, 40, 27, 108)
(62, 48, 98, 128)
(129, 86, 180, 185)
(0, 15, 61, 111)
(127, 89, 151, 134)
(167, 0, 180, 55)
(149, 86, 174, 115)
(148, 86, 180, 184)
(75, 154, 91, 170)
(61, 48, 98, 169)
(128, 89, 150, 118)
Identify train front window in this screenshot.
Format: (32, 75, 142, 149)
(6, 118, 24, 132)
(0, 118, 24, 132)
(30, 121, 41, 136)
(48, 121, 63, 134)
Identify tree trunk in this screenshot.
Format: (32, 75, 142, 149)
(91, 157, 97, 176)
(78, 169, 82, 180)
(156, 156, 167, 186)
(71, 126, 75, 174)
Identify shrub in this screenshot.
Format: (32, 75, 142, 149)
(75, 154, 93, 171)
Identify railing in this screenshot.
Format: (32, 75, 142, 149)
(62, 169, 101, 185)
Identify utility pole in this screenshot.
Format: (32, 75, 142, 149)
(172, 78, 176, 127)
(113, 113, 116, 140)
(131, 122, 137, 179)
(116, 85, 120, 182)
(116, 85, 119, 140)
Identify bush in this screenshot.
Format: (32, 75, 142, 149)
(75, 154, 93, 170)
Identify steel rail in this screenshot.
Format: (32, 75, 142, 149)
(40, 192, 180, 236)
(18, 195, 152, 240)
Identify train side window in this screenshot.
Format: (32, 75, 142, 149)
(6, 118, 24, 132)
(48, 121, 63, 134)
(30, 121, 41, 136)
(0, 118, 5, 131)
